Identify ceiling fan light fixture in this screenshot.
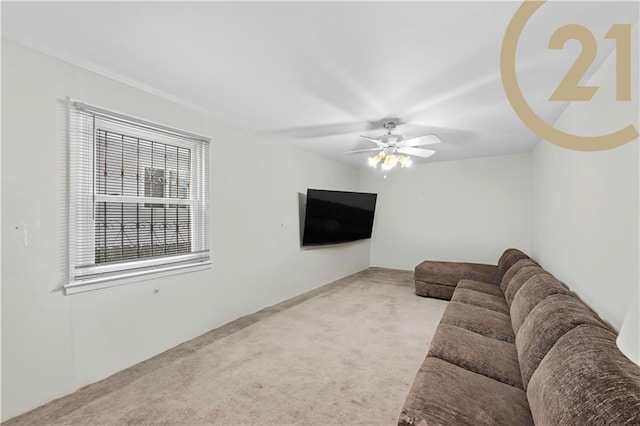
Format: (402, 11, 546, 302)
(381, 155, 399, 171)
(398, 156, 412, 168)
(359, 120, 440, 173)
(368, 152, 385, 167)
(370, 154, 412, 172)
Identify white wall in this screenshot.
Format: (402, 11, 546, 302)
(1, 40, 370, 421)
(531, 33, 639, 331)
(359, 153, 532, 270)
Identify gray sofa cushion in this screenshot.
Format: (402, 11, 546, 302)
(428, 323, 523, 388)
(516, 294, 607, 389)
(414, 261, 499, 287)
(451, 288, 509, 315)
(457, 279, 503, 298)
(510, 273, 569, 334)
(527, 325, 640, 425)
(504, 266, 548, 306)
(399, 357, 533, 426)
(441, 302, 515, 343)
(499, 258, 538, 294)
(497, 248, 530, 277)
(414, 280, 456, 300)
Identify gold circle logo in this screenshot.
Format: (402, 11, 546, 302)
(500, 0, 638, 151)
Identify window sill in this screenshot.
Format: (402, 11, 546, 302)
(64, 261, 211, 295)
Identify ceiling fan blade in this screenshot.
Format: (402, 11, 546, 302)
(344, 148, 382, 154)
(397, 147, 436, 158)
(269, 121, 370, 139)
(360, 135, 384, 146)
(399, 134, 441, 147)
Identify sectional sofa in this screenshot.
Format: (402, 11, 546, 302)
(399, 248, 640, 425)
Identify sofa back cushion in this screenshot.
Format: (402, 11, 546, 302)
(504, 265, 547, 306)
(515, 294, 607, 389)
(527, 325, 640, 425)
(497, 248, 530, 278)
(499, 258, 537, 294)
(510, 274, 568, 334)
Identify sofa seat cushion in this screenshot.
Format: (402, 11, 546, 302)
(516, 294, 608, 389)
(451, 288, 509, 315)
(428, 323, 523, 388)
(414, 281, 456, 300)
(441, 302, 515, 343)
(399, 357, 533, 426)
(414, 261, 499, 287)
(457, 279, 503, 298)
(510, 274, 569, 334)
(527, 325, 640, 425)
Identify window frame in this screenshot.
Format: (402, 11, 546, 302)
(66, 99, 211, 295)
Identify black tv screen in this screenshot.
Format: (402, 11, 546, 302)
(302, 189, 377, 246)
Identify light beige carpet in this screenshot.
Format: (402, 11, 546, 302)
(6, 268, 447, 425)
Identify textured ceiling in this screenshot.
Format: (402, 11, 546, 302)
(3, 1, 638, 167)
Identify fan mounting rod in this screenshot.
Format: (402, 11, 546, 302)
(383, 121, 397, 133)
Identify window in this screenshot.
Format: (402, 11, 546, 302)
(66, 100, 211, 294)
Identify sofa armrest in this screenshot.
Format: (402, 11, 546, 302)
(414, 261, 500, 287)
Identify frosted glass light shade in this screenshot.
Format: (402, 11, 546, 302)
(617, 289, 640, 366)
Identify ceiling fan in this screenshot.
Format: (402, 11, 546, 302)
(345, 121, 441, 170)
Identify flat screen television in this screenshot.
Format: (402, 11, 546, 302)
(302, 189, 377, 246)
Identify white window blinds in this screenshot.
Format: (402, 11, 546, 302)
(66, 99, 211, 295)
